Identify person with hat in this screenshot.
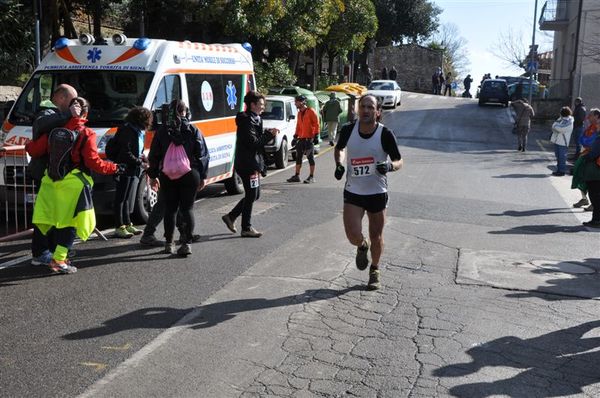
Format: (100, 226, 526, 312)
(321, 92, 342, 146)
(287, 95, 320, 184)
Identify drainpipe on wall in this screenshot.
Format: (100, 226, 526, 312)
(569, 0, 584, 104)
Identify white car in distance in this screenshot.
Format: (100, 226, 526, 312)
(366, 80, 402, 108)
(262, 95, 298, 169)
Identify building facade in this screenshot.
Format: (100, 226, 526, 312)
(368, 45, 444, 93)
(540, 0, 600, 105)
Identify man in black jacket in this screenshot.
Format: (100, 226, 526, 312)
(29, 84, 78, 266)
(571, 97, 587, 160)
(221, 91, 278, 238)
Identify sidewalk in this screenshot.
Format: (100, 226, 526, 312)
(79, 214, 600, 397)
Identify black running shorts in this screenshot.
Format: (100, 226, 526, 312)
(343, 190, 388, 213)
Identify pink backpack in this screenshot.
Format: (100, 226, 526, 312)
(162, 142, 191, 180)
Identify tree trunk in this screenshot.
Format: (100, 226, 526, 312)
(59, 0, 77, 38)
(93, 1, 103, 38)
(327, 50, 336, 81)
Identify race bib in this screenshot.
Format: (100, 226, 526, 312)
(250, 172, 260, 188)
(351, 157, 374, 177)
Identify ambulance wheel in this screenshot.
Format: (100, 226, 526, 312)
(132, 174, 158, 224)
(275, 139, 288, 169)
(224, 171, 244, 195)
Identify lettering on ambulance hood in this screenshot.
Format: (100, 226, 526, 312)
(43, 65, 146, 71)
(176, 52, 250, 67)
(3, 127, 32, 146)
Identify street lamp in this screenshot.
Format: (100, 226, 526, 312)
(528, 0, 539, 103)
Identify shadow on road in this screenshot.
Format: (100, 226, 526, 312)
(488, 224, 590, 235)
(487, 208, 576, 217)
(62, 286, 362, 340)
(434, 320, 600, 397)
(504, 257, 600, 301)
(492, 173, 549, 179)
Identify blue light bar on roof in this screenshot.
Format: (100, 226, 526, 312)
(133, 38, 151, 51)
(54, 38, 69, 50)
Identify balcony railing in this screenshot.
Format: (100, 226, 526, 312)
(539, 0, 569, 31)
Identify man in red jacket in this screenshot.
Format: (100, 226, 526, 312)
(287, 95, 320, 184)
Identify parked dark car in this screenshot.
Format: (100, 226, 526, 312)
(478, 79, 509, 107)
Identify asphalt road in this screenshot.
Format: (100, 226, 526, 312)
(1, 92, 597, 397)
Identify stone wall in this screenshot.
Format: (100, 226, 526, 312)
(368, 45, 443, 93)
(531, 98, 569, 121)
(0, 86, 22, 120)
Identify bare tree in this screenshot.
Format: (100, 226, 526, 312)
(490, 28, 528, 71)
(427, 23, 470, 78)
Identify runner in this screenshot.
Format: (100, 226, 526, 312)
(333, 94, 403, 290)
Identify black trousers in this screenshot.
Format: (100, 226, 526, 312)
(587, 180, 600, 222)
(114, 175, 139, 227)
(228, 172, 260, 230)
(143, 187, 184, 237)
(160, 169, 200, 243)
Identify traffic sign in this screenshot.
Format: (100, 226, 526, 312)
(527, 61, 538, 74)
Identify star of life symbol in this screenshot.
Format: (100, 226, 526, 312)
(87, 48, 102, 63)
(226, 81, 237, 110)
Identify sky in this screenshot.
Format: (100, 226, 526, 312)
(432, 0, 554, 81)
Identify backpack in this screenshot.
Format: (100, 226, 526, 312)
(162, 142, 191, 180)
(47, 127, 84, 181)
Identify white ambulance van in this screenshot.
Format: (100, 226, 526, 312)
(0, 35, 254, 222)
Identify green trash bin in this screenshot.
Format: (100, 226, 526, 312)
(269, 86, 323, 153)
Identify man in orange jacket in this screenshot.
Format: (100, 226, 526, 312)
(287, 95, 320, 183)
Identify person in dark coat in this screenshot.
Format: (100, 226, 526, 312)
(463, 74, 473, 98)
(110, 106, 153, 238)
(389, 66, 397, 81)
(221, 91, 278, 238)
(572, 97, 587, 159)
(432, 70, 440, 95)
(381, 67, 388, 80)
(147, 99, 209, 256)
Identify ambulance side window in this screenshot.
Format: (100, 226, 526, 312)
(186, 74, 244, 121)
(152, 75, 181, 109)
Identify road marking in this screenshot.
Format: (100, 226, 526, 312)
(80, 362, 108, 372)
(101, 343, 131, 351)
(0, 255, 31, 270)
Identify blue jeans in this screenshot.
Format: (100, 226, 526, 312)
(572, 126, 584, 157)
(555, 144, 568, 173)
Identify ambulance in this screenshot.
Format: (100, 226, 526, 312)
(0, 35, 254, 222)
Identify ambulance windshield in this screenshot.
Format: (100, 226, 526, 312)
(9, 70, 154, 127)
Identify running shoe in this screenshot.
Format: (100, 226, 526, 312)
(573, 198, 589, 208)
(49, 259, 77, 274)
(164, 242, 176, 254)
(355, 239, 370, 271)
(126, 223, 143, 235)
(583, 220, 600, 228)
(177, 243, 192, 256)
(367, 269, 380, 290)
(221, 214, 237, 233)
(287, 175, 301, 183)
(114, 225, 134, 239)
(241, 227, 263, 238)
(140, 234, 164, 247)
(31, 251, 52, 266)
(303, 176, 315, 184)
